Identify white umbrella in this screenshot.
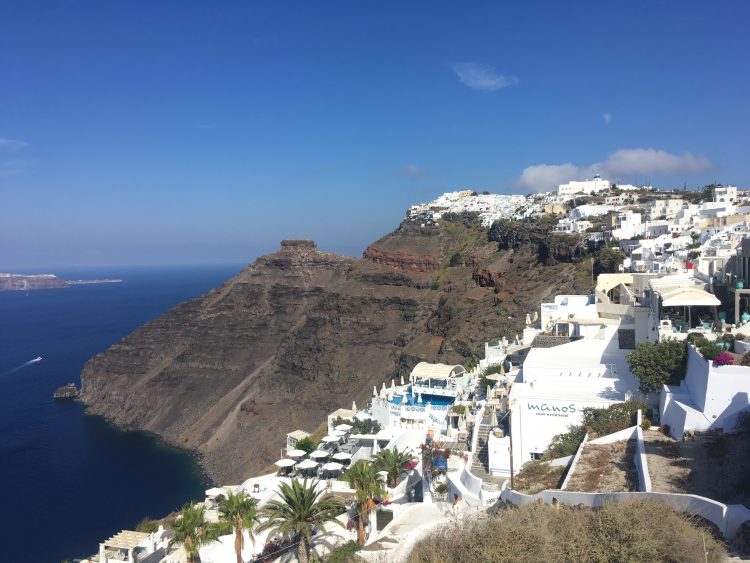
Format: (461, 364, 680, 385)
(372, 386, 377, 397)
(352, 400, 357, 410)
(391, 379, 395, 389)
(310, 450, 329, 459)
(330, 429, 346, 437)
(286, 448, 306, 458)
(400, 375, 405, 386)
(417, 392, 423, 404)
(275, 458, 296, 468)
(296, 459, 319, 470)
(333, 452, 352, 461)
(320, 435, 340, 443)
(335, 423, 353, 432)
(322, 462, 343, 472)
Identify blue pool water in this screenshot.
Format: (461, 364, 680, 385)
(389, 390, 455, 407)
(0, 264, 244, 561)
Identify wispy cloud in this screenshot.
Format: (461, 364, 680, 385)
(0, 137, 28, 150)
(404, 164, 423, 178)
(516, 148, 712, 193)
(451, 62, 519, 92)
(603, 113, 612, 126)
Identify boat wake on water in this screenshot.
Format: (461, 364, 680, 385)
(0, 356, 42, 377)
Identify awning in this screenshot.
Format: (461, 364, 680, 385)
(661, 286, 720, 307)
(410, 362, 466, 380)
(275, 458, 296, 468)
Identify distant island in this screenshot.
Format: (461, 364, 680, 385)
(0, 273, 122, 291)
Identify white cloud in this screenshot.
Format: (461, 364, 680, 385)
(404, 164, 423, 178)
(603, 113, 612, 126)
(516, 148, 712, 193)
(517, 163, 579, 193)
(451, 62, 519, 92)
(0, 137, 28, 150)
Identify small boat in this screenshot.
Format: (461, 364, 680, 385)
(31, 356, 42, 362)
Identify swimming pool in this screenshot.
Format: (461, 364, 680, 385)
(389, 391, 455, 407)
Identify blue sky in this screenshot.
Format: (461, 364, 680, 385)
(1, 1, 749, 268)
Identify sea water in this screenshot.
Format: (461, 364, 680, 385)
(0, 264, 244, 561)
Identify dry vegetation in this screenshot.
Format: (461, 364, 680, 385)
(513, 461, 565, 494)
(564, 440, 638, 492)
(407, 499, 726, 563)
(645, 429, 750, 508)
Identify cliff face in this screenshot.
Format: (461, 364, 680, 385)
(80, 221, 592, 483)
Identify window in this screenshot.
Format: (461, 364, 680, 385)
(530, 452, 543, 460)
(618, 328, 636, 350)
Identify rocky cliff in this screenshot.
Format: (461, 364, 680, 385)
(80, 218, 593, 483)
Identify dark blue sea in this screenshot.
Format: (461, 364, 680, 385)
(0, 264, 244, 562)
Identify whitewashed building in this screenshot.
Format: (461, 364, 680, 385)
(558, 174, 611, 196)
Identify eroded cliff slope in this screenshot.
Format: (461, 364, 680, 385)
(80, 220, 592, 483)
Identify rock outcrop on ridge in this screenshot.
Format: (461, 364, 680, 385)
(80, 218, 593, 483)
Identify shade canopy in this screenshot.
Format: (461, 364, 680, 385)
(335, 423, 353, 431)
(286, 449, 307, 458)
(321, 462, 344, 472)
(309, 450, 329, 459)
(410, 362, 466, 380)
(661, 286, 721, 307)
(320, 435, 340, 443)
(330, 429, 346, 437)
(275, 458, 296, 468)
(296, 459, 319, 470)
(332, 452, 352, 460)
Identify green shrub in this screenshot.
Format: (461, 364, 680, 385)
(686, 332, 708, 346)
(295, 436, 317, 453)
(542, 426, 586, 460)
(449, 252, 462, 267)
(135, 517, 160, 533)
(698, 340, 723, 360)
(627, 339, 687, 392)
(582, 400, 646, 437)
(641, 419, 652, 430)
(325, 540, 362, 563)
(740, 352, 750, 367)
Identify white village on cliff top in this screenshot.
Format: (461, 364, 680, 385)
(94, 180, 750, 563)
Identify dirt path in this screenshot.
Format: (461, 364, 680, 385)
(644, 429, 750, 508)
(565, 439, 638, 492)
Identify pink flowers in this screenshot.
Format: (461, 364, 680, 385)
(713, 352, 735, 367)
(405, 460, 418, 470)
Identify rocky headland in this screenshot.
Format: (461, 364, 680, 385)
(0, 273, 69, 291)
(79, 217, 595, 483)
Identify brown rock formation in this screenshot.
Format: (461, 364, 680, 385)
(80, 220, 593, 484)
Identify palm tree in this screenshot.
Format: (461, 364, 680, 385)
(342, 460, 386, 545)
(258, 478, 344, 563)
(218, 491, 260, 563)
(169, 502, 221, 563)
(374, 448, 415, 488)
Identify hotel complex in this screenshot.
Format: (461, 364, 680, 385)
(93, 180, 750, 563)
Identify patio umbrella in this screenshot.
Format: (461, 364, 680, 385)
(333, 452, 352, 461)
(286, 448, 306, 458)
(335, 423, 353, 432)
(296, 459, 319, 470)
(400, 375, 405, 386)
(309, 450, 329, 459)
(352, 400, 357, 410)
(417, 392, 423, 404)
(330, 429, 346, 437)
(373, 386, 377, 397)
(322, 462, 344, 472)
(275, 458, 296, 468)
(320, 435, 340, 443)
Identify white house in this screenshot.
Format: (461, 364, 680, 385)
(660, 346, 750, 439)
(558, 174, 611, 196)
